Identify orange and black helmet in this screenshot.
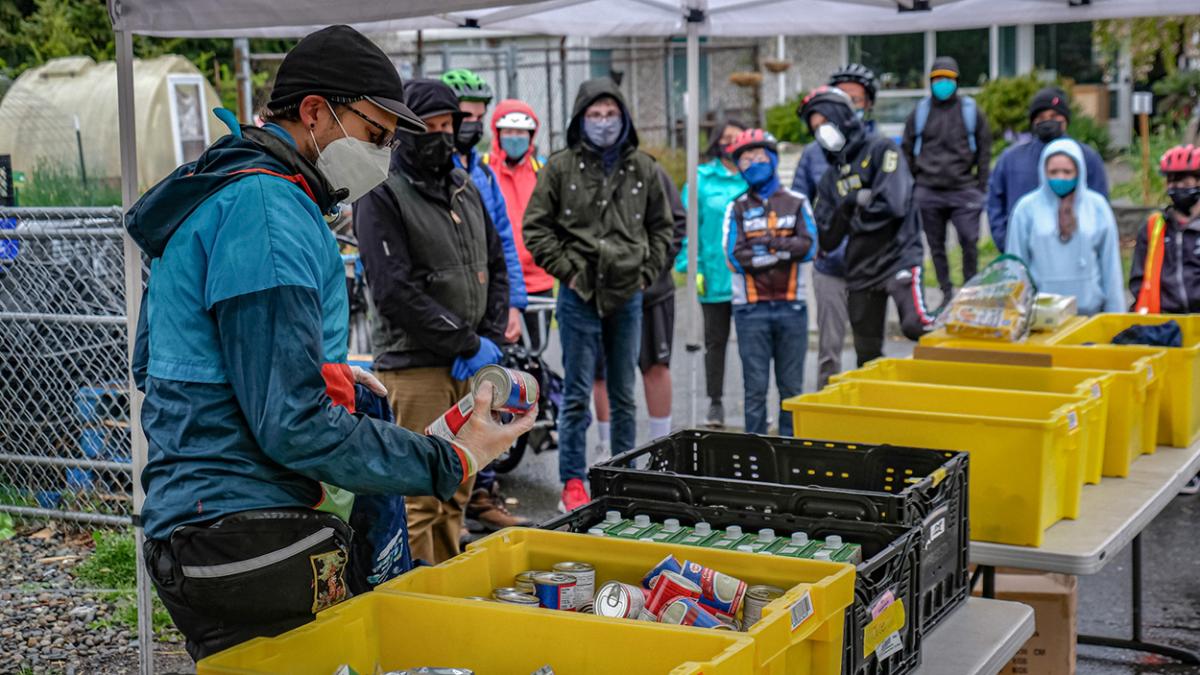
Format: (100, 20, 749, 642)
(726, 128, 778, 159)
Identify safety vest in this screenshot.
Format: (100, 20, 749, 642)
(1134, 212, 1168, 314)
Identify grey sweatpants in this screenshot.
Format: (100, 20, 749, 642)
(813, 268, 849, 389)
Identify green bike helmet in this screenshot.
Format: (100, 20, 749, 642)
(441, 69, 493, 103)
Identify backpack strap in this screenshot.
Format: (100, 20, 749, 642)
(1135, 212, 1168, 314)
(961, 96, 978, 154)
(480, 152, 490, 166)
(913, 97, 931, 157)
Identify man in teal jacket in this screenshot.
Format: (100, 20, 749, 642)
(675, 118, 747, 427)
(128, 25, 534, 660)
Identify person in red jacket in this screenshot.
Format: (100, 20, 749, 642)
(483, 100, 555, 348)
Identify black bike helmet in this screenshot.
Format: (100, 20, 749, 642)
(798, 85, 854, 125)
(828, 63, 878, 104)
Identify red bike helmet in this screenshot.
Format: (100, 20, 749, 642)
(726, 128, 778, 159)
(1160, 144, 1200, 176)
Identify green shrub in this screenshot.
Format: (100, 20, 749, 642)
(17, 163, 121, 207)
(765, 92, 813, 145)
(1068, 112, 1112, 160)
(1111, 126, 1185, 205)
(1152, 69, 1200, 129)
(977, 74, 1112, 159)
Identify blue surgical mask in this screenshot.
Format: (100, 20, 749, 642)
(931, 79, 957, 101)
(501, 135, 531, 160)
(583, 116, 623, 148)
(1049, 177, 1078, 198)
(854, 108, 867, 121)
(740, 160, 775, 188)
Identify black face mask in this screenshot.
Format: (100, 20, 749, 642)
(1169, 186, 1200, 216)
(413, 132, 455, 177)
(455, 121, 484, 155)
(1034, 119, 1066, 143)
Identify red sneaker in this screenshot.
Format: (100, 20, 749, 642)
(559, 478, 590, 513)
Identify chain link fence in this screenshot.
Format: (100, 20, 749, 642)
(0, 207, 138, 528)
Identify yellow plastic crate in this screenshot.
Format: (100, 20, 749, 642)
(1049, 313, 1200, 448)
(381, 528, 856, 675)
(197, 591, 758, 675)
(930, 341, 1166, 476)
(917, 316, 1083, 347)
(784, 381, 1098, 547)
(832, 358, 1113, 484)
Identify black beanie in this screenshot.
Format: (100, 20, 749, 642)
(1029, 87, 1071, 123)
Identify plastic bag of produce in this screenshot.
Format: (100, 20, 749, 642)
(937, 255, 1037, 341)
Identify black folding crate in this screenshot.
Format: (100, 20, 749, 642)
(540, 495, 923, 675)
(588, 429, 969, 633)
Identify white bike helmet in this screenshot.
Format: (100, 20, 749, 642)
(495, 111, 537, 131)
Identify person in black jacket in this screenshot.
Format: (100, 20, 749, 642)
(354, 79, 510, 564)
(802, 87, 934, 366)
(901, 56, 993, 305)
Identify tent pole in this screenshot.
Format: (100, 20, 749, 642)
(115, 28, 153, 675)
(234, 37, 253, 123)
(684, 9, 702, 427)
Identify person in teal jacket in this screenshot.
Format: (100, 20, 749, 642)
(675, 118, 747, 427)
(1006, 137, 1125, 315)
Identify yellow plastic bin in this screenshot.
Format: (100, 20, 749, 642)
(1049, 313, 1200, 448)
(784, 381, 1099, 547)
(197, 591, 758, 675)
(930, 340, 1166, 476)
(831, 358, 1113, 484)
(918, 316, 1084, 348)
(381, 528, 856, 675)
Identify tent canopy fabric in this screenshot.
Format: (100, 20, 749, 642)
(109, 0, 1200, 38)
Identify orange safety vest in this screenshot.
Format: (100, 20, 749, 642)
(1134, 212, 1168, 314)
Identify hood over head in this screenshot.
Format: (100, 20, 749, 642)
(566, 77, 638, 150)
(1038, 137, 1087, 197)
(490, 99, 540, 161)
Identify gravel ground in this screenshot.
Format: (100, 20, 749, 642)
(0, 528, 194, 675)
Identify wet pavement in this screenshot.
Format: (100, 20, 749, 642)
(495, 291, 1200, 674)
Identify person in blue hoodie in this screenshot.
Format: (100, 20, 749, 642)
(443, 69, 528, 346)
(1006, 138, 1125, 315)
(127, 26, 534, 660)
(988, 87, 1109, 252)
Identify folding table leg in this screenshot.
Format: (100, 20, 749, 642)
(1077, 534, 1200, 664)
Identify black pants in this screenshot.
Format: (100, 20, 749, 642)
(916, 185, 984, 294)
(144, 508, 353, 662)
(848, 266, 934, 366)
(701, 301, 732, 402)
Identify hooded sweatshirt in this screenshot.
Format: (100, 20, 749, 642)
(1005, 138, 1125, 315)
(126, 116, 465, 540)
(483, 99, 555, 294)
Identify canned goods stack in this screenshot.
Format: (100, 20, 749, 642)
(492, 562, 596, 613)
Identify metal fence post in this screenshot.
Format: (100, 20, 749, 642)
(507, 43, 519, 100)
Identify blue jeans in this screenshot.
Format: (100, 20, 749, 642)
(557, 287, 642, 483)
(733, 300, 808, 436)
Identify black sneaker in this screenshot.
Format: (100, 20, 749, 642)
(705, 400, 725, 428)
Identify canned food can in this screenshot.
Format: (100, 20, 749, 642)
(593, 581, 649, 619)
(642, 554, 684, 589)
(742, 585, 786, 629)
(493, 589, 540, 606)
(515, 570, 547, 595)
(553, 562, 596, 611)
(464, 596, 493, 602)
(473, 365, 539, 413)
(532, 572, 577, 611)
(425, 393, 476, 443)
(678, 560, 748, 619)
(645, 570, 702, 617)
(658, 597, 727, 629)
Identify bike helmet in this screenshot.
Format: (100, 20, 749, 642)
(726, 128, 778, 159)
(797, 85, 854, 124)
(441, 69, 494, 103)
(828, 63, 878, 103)
(1160, 144, 1200, 176)
(494, 110, 537, 131)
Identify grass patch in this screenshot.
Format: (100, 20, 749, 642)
(16, 164, 122, 207)
(0, 513, 14, 542)
(73, 531, 178, 639)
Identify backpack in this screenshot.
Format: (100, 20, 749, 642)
(914, 95, 978, 156)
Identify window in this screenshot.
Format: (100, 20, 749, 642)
(847, 33, 925, 91)
(998, 26, 1018, 78)
(590, 49, 614, 80)
(669, 41, 709, 121)
(167, 75, 210, 167)
(1035, 22, 1103, 84)
(936, 28, 990, 86)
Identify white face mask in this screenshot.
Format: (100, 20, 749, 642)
(310, 101, 391, 203)
(816, 123, 846, 153)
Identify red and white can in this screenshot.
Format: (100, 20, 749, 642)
(645, 570, 702, 617)
(425, 366, 539, 471)
(658, 597, 730, 629)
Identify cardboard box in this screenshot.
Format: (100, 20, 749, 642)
(973, 572, 1077, 675)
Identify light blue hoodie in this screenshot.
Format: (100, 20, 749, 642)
(1005, 138, 1125, 315)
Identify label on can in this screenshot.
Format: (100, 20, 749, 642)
(645, 570, 702, 616)
(553, 562, 595, 611)
(679, 560, 746, 618)
(658, 597, 723, 629)
(474, 365, 538, 413)
(532, 572, 577, 611)
(743, 585, 786, 629)
(642, 554, 683, 589)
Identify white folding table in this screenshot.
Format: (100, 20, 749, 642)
(911, 598, 1035, 675)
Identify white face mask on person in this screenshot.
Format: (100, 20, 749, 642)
(816, 123, 846, 153)
(310, 101, 391, 203)
(583, 116, 623, 148)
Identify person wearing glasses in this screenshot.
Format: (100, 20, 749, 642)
(127, 27, 533, 660)
(354, 79, 514, 563)
(523, 77, 674, 512)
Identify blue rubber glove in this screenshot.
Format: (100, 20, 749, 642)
(452, 337, 503, 381)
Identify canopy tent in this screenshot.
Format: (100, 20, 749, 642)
(108, 1, 1199, 673)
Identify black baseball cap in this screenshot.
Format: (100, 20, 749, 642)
(267, 25, 425, 133)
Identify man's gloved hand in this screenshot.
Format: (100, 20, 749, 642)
(453, 382, 539, 474)
(451, 337, 503, 381)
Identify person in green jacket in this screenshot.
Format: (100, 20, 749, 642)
(675, 118, 748, 427)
